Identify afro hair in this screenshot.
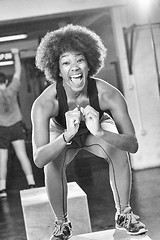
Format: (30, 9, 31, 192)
(35, 24, 107, 82)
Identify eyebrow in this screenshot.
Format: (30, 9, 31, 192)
(60, 52, 83, 60)
(60, 54, 69, 59)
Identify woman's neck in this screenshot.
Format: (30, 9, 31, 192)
(64, 82, 88, 100)
(65, 84, 89, 109)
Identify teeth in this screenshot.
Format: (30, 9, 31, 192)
(70, 74, 82, 80)
(70, 74, 82, 85)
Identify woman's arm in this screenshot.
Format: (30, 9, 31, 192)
(85, 81, 138, 153)
(31, 88, 69, 168)
(99, 87, 138, 153)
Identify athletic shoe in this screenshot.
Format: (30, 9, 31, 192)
(49, 220, 72, 240)
(0, 189, 7, 198)
(115, 206, 148, 235)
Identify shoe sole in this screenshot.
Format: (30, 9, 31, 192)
(116, 226, 148, 235)
(49, 237, 71, 240)
(49, 234, 72, 240)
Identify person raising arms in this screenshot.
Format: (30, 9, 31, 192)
(0, 48, 36, 198)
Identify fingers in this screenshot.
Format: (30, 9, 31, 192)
(65, 108, 81, 126)
(74, 119, 80, 125)
(82, 105, 99, 119)
(66, 105, 99, 127)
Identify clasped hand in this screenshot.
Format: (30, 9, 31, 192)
(65, 105, 101, 136)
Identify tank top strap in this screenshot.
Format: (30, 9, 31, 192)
(55, 77, 104, 128)
(87, 77, 104, 119)
(55, 79, 68, 128)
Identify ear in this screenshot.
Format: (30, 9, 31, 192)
(59, 72, 62, 77)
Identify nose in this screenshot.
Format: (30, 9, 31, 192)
(71, 62, 80, 72)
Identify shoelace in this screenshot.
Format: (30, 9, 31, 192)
(122, 208, 140, 229)
(53, 223, 62, 236)
(53, 221, 72, 237)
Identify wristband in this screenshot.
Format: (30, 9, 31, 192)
(63, 132, 72, 145)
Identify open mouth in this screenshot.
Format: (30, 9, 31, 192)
(70, 73, 83, 85)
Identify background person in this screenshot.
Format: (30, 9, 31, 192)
(0, 48, 36, 198)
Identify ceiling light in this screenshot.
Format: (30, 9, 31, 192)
(135, 0, 152, 15)
(0, 34, 27, 42)
(0, 61, 14, 66)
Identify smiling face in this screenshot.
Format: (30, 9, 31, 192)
(59, 51, 89, 93)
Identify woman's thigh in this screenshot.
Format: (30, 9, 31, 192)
(83, 115, 124, 161)
(49, 122, 80, 168)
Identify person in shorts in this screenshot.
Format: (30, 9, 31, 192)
(31, 24, 147, 239)
(0, 48, 36, 198)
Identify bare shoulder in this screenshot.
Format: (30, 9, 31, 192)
(94, 77, 126, 110)
(31, 82, 58, 118)
(95, 77, 123, 99)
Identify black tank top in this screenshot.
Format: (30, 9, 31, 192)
(55, 77, 104, 129)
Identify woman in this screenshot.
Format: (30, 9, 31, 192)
(31, 24, 147, 239)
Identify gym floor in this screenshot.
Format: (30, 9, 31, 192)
(0, 142, 160, 240)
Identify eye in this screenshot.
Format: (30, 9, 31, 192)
(62, 61, 70, 66)
(77, 58, 85, 63)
